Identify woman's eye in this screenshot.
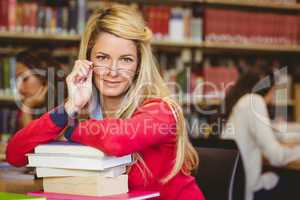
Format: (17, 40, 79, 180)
(96, 56, 108, 61)
(121, 57, 133, 63)
(23, 76, 29, 82)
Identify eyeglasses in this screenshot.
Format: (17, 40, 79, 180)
(92, 65, 136, 78)
(92, 56, 137, 78)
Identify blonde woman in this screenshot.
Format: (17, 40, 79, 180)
(6, 4, 205, 200)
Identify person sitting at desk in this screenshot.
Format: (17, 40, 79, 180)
(221, 68, 300, 200)
(15, 50, 65, 128)
(6, 5, 205, 200)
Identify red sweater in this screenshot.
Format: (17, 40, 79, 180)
(6, 98, 205, 200)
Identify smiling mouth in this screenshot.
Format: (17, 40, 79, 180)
(103, 80, 122, 86)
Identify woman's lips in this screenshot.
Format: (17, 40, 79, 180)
(103, 80, 122, 87)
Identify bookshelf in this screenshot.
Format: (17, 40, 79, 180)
(0, 31, 81, 42)
(0, 96, 16, 102)
(2, 32, 300, 53)
(203, 42, 300, 53)
(102, 0, 300, 11)
(0, 0, 298, 122)
(202, 0, 300, 11)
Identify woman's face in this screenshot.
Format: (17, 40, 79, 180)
(90, 32, 138, 97)
(16, 63, 44, 98)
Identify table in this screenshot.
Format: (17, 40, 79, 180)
(0, 163, 42, 194)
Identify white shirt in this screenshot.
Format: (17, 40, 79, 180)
(222, 94, 300, 200)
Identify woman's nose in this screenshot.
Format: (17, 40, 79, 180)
(109, 69, 118, 77)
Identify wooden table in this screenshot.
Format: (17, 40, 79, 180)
(262, 141, 300, 170)
(0, 162, 42, 194)
(283, 141, 300, 170)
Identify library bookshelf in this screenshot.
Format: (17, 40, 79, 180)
(0, 32, 81, 42)
(202, 0, 300, 11)
(101, 0, 300, 11)
(1, 32, 300, 53)
(0, 96, 15, 102)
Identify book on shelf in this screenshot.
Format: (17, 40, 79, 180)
(0, 0, 86, 34)
(143, 5, 202, 41)
(35, 165, 126, 178)
(203, 65, 239, 99)
(28, 190, 160, 200)
(203, 8, 300, 45)
(0, 192, 45, 200)
(42, 175, 128, 196)
(0, 108, 18, 141)
(0, 56, 17, 97)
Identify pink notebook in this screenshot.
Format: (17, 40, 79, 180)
(27, 191, 160, 200)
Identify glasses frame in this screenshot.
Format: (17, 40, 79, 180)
(92, 63, 137, 78)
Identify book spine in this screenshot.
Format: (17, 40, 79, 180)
(2, 0, 8, 31)
(9, 57, 17, 96)
(37, 5, 45, 33)
(50, 7, 57, 33)
(68, 0, 77, 34)
(62, 7, 69, 34)
(56, 7, 63, 34)
(77, 0, 86, 34)
(31, 2, 38, 32)
(0, 59, 4, 95)
(8, 0, 16, 32)
(3, 58, 10, 96)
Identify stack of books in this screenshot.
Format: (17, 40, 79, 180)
(27, 142, 132, 197)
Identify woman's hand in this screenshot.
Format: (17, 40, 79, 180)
(22, 85, 48, 109)
(65, 60, 93, 116)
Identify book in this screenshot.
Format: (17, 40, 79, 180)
(42, 175, 128, 196)
(27, 153, 132, 171)
(35, 165, 126, 178)
(0, 192, 45, 200)
(203, 8, 300, 45)
(28, 190, 160, 200)
(34, 141, 105, 157)
(0, 1, 84, 34)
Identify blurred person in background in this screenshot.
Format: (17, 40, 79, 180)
(221, 67, 300, 200)
(16, 50, 66, 128)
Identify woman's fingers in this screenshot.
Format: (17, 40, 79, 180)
(71, 60, 93, 84)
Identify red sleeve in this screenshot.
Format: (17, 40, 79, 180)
(6, 106, 69, 167)
(69, 99, 177, 156)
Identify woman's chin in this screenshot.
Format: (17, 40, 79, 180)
(101, 88, 124, 97)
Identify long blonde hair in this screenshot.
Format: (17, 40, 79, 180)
(78, 4, 198, 183)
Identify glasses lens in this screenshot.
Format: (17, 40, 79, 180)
(117, 69, 135, 78)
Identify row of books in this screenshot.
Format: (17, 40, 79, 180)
(160, 52, 295, 107)
(0, 57, 16, 97)
(0, 108, 18, 139)
(0, 0, 86, 34)
(143, 6, 202, 41)
(204, 8, 300, 45)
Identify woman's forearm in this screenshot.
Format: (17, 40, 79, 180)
(6, 106, 68, 166)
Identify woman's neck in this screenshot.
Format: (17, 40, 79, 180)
(101, 95, 124, 118)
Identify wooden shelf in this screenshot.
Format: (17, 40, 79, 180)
(202, 0, 300, 11)
(203, 41, 300, 53)
(102, 0, 300, 11)
(152, 38, 203, 48)
(0, 31, 81, 42)
(1, 31, 300, 53)
(0, 96, 16, 102)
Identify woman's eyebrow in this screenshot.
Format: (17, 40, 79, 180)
(120, 54, 135, 58)
(95, 51, 110, 56)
